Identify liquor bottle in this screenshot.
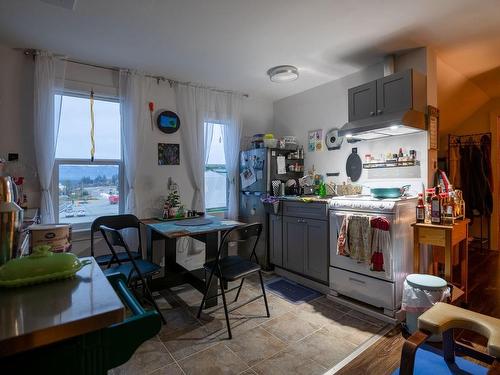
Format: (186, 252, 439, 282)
(416, 193, 425, 223)
(431, 186, 441, 224)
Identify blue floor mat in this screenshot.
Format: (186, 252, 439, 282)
(264, 277, 322, 304)
(392, 346, 488, 375)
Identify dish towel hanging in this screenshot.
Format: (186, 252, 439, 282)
(370, 217, 391, 277)
(348, 216, 371, 263)
(337, 215, 350, 256)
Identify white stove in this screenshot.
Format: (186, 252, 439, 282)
(328, 194, 417, 319)
(329, 195, 417, 213)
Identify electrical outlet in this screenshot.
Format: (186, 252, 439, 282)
(8, 153, 18, 161)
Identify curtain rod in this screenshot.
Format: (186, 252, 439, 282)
(20, 48, 249, 98)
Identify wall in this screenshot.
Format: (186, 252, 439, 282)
(440, 98, 500, 250)
(273, 49, 433, 195)
(0, 44, 274, 257)
(0, 46, 38, 205)
(437, 57, 490, 155)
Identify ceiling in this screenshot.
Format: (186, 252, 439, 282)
(1, 0, 500, 100)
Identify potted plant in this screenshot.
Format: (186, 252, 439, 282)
(166, 190, 181, 218)
(261, 195, 280, 215)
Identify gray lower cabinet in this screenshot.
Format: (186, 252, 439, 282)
(304, 218, 328, 282)
(269, 214, 283, 266)
(282, 216, 307, 274)
(282, 214, 328, 283)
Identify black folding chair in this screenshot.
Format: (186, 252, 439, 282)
(90, 214, 142, 267)
(100, 225, 166, 324)
(197, 223, 270, 339)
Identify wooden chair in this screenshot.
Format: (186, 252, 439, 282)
(400, 302, 500, 374)
(90, 214, 142, 267)
(196, 223, 270, 339)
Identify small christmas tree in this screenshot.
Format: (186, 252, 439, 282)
(166, 190, 180, 208)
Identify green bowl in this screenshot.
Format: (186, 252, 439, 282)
(0, 246, 92, 288)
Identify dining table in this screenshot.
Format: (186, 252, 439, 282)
(143, 215, 245, 308)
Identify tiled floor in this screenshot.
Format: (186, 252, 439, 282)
(110, 274, 389, 375)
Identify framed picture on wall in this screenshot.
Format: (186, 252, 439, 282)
(428, 105, 439, 150)
(308, 129, 323, 152)
(158, 143, 180, 165)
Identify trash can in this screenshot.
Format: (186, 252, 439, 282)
(402, 274, 450, 341)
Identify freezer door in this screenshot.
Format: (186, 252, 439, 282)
(240, 149, 269, 193)
(238, 191, 269, 269)
(239, 191, 266, 218)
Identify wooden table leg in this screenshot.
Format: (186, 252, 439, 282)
(164, 237, 177, 269)
(462, 225, 469, 304)
(413, 227, 420, 273)
(204, 232, 219, 308)
(444, 231, 452, 282)
(146, 225, 155, 262)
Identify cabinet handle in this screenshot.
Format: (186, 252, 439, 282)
(369, 111, 375, 116)
(297, 218, 306, 223)
(377, 109, 383, 114)
(349, 277, 366, 285)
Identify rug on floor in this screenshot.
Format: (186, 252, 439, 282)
(265, 277, 322, 304)
(392, 345, 488, 375)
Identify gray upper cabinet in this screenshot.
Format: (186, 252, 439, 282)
(347, 69, 426, 122)
(376, 70, 412, 115)
(269, 214, 283, 267)
(348, 81, 377, 122)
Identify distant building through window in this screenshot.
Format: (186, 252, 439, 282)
(54, 93, 122, 229)
(204, 122, 227, 211)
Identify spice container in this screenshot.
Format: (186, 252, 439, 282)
(416, 193, 425, 223)
(431, 187, 441, 224)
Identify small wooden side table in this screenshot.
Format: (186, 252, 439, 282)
(412, 219, 470, 304)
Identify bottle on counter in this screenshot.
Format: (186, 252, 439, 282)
(431, 186, 442, 224)
(416, 193, 425, 223)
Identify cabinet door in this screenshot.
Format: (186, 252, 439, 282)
(304, 218, 328, 282)
(283, 216, 306, 274)
(269, 215, 283, 266)
(376, 70, 412, 115)
(348, 81, 377, 122)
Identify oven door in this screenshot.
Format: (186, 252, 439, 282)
(329, 210, 395, 282)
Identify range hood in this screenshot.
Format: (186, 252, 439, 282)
(338, 109, 426, 141)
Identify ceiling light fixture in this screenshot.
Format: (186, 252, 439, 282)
(267, 65, 299, 83)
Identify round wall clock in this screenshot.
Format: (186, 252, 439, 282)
(156, 110, 180, 134)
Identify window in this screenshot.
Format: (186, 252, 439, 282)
(204, 122, 227, 211)
(54, 93, 122, 229)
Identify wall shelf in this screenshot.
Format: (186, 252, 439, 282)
(363, 160, 420, 169)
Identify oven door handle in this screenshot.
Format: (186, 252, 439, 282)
(349, 277, 367, 285)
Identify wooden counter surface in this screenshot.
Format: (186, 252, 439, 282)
(0, 257, 125, 357)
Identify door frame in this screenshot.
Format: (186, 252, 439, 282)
(490, 113, 500, 251)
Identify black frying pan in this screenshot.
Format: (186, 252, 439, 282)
(346, 149, 362, 182)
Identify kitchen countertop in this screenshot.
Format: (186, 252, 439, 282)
(278, 195, 333, 203)
(0, 257, 125, 357)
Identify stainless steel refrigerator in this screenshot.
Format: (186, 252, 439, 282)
(238, 148, 270, 269)
(239, 147, 301, 269)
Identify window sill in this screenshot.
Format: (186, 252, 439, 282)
(206, 208, 227, 213)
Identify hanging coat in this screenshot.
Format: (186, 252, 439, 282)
(461, 144, 493, 217)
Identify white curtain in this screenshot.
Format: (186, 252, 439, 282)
(174, 84, 206, 211)
(33, 52, 65, 224)
(174, 83, 243, 216)
(221, 95, 242, 220)
(119, 70, 147, 214)
(204, 122, 214, 165)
